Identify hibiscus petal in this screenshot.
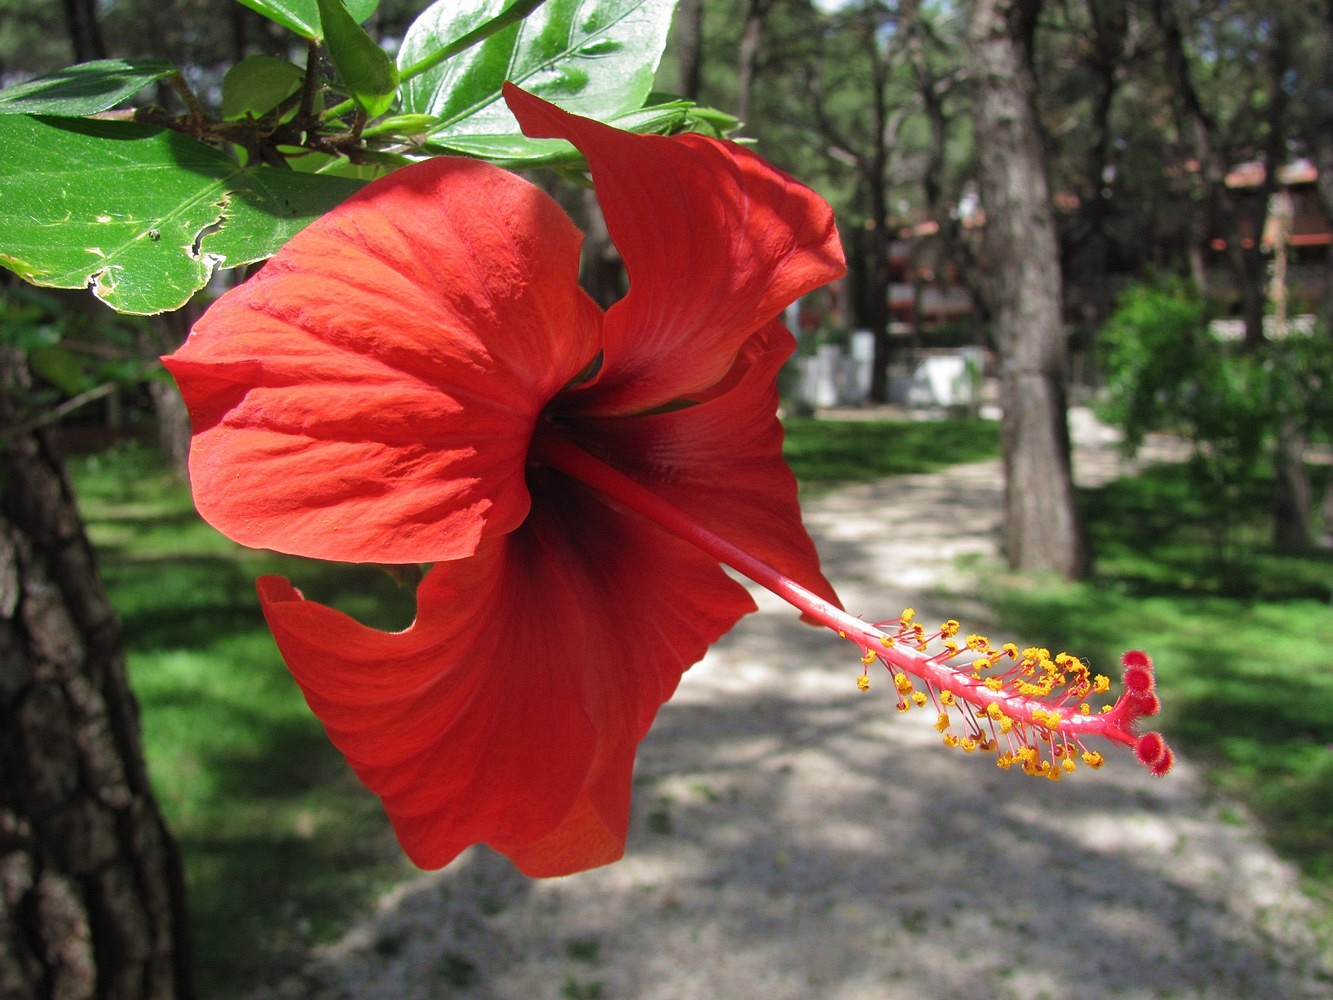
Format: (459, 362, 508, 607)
(568, 319, 840, 611)
(258, 472, 754, 877)
(164, 157, 602, 564)
(504, 83, 846, 415)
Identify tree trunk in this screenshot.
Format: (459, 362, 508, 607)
(0, 349, 193, 999)
(675, 0, 703, 101)
(61, 0, 107, 62)
(736, 0, 770, 126)
(967, 0, 1088, 578)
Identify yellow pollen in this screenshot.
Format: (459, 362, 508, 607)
(856, 674, 871, 692)
(894, 673, 913, 695)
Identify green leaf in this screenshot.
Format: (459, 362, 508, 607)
(0, 115, 364, 315)
(316, 0, 399, 118)
(232, 0, 379, 39)
(0, 59, 177, 116)
(222, 56, 305, 120)
(399, 0, 677, 135)
(421, 99, 727, 168)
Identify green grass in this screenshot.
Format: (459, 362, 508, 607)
(781, 415, 1000, 491)
(70, 443, 420, 997)
(987, 462, 1333, 899)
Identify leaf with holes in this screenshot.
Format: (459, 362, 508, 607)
(0, 115, 363, 314)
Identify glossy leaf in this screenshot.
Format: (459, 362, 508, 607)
(0, 59, 177, 116)
(423, 99, 735, 168)
(0, 115, 363, 314)
(222, 56, 304, 120)
(317, 0, 399, 118)
(233, 0, 378, 39)
(399, 0, 676, 135)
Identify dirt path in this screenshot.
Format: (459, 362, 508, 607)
(254, 411, 1331, 1000)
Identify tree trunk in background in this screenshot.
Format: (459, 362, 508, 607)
(736, 0, 771, 126)
(675, 0, 703, 101)
(0, 349, 193, 999)
(148, 312, 196, 479)
(967, 0, 1088, 578)
(61, 0, 106, 61)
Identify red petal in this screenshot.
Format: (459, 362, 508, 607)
(504, 84, 845, 415)
(568, 319, 840, 609)
(258, 475, 753, 877)
(164, 157, 602, 564)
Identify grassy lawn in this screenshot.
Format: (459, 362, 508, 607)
(70, 443, 421, 997)
(781, 414, 999, 490)
(987, 461, 1333, 902)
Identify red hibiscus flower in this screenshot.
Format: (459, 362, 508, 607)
(162, 85, 847, 876)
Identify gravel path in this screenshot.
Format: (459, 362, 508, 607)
(255, 411, 1332, 1000)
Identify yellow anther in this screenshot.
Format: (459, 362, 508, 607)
(911, 691, 927, 707)
(934, 712, 951, 733)
(1081, 750, 1105, 769)
(939, 690, 956, 707)
(856, 673, 871, 692)
(961, 737, 979, 753)
(880, 634, 896, 648)
(860, 648, 876, 665)
(894, 672, 913, 694)
(984, 677, 1004, 692)
(940, 619, 961, 639)
(896, 700, 911, 713)
(901, 607, 916, 625)
(942, 733, 960, 748)
(1093, 674, 1111, 693)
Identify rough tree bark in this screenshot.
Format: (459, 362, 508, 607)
(0, 348, 193, 999)
(967, 0, 1089, 578)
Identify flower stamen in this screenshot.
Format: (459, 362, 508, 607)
(533, 430, 1172, 780)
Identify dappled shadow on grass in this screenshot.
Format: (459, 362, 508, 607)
(1079, 462, 1333, 602)
(782, 416, 1000, 493)
(989, 461, 1333, 890)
